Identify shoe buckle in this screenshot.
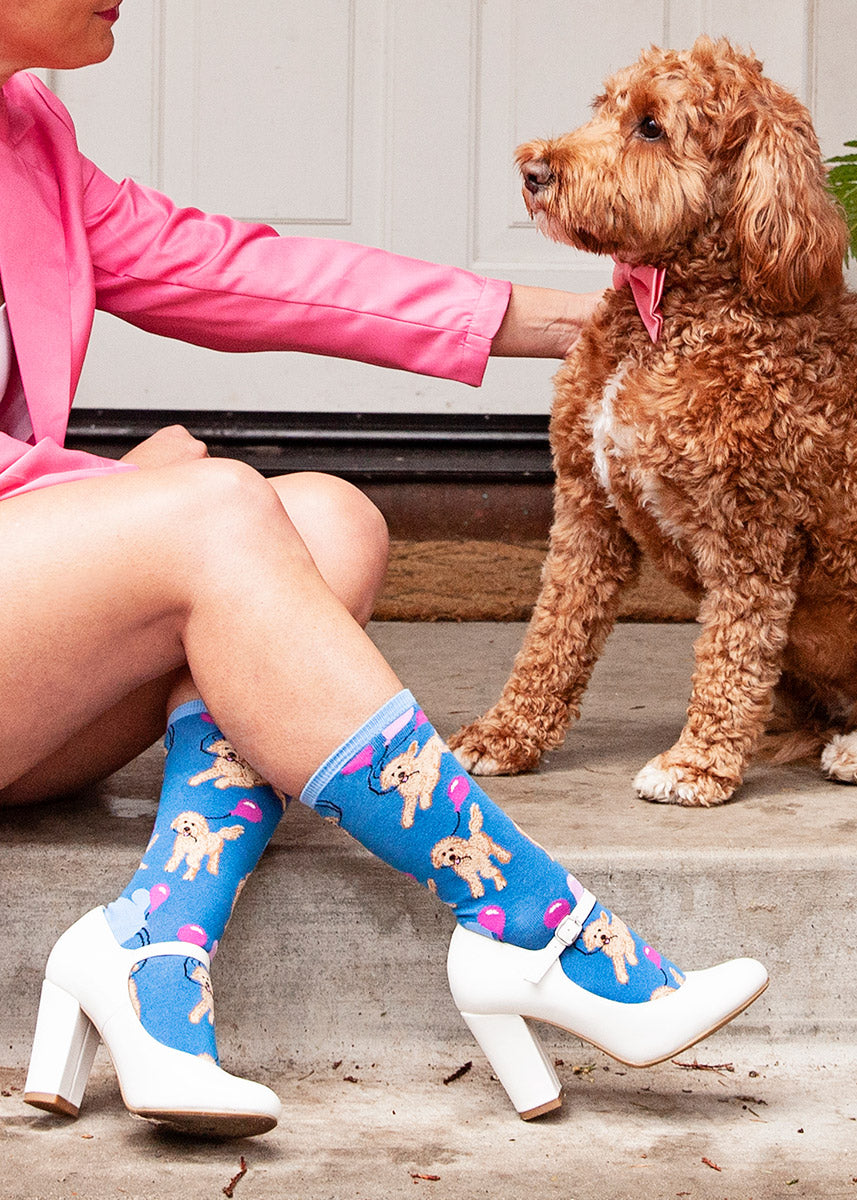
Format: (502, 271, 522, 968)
(523, 889, 597, 985)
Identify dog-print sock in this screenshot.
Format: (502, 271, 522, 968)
(104, 700, 287, 1059)
(300, 690, 684, 1004)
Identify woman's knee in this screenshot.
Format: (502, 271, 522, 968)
(160, 457, 310, 575)
(156, 461, 388, 624)
(270, 471, 389, 625)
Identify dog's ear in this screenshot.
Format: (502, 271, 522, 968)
(727, 74, 845, 312)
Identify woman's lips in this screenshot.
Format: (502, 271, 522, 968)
(96, 6, 120, 21)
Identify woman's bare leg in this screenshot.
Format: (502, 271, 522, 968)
(0, 461, 394, 805)
(166, 470, 389, 709)
(0, 674, 185, 805)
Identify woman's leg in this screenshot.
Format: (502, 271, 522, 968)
(295, 692, 767, 1116)
(94, 471, 389, 1082)
(12, 458, 394, 1132)
(0, 458, 396, 796)
(0, 468, 389, 805)
(100, 697, 288, 1067)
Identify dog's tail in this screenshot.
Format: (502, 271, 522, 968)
(757, 729, 825, 765)
(221, 824, 246, 840)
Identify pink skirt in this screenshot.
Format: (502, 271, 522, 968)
(0, 436, 136, 502)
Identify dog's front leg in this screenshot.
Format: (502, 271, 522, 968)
(635, 531, 801, 807)
(449, 469, 639, 775)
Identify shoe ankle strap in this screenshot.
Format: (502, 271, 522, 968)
(523, 889, 597, 985)
(129, 941, 211, 972)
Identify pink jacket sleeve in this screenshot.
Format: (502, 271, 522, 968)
(80, 163, 512, 388)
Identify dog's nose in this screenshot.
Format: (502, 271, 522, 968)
(521, 159, 554, 194)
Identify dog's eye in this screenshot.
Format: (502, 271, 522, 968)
(637, 116, 664, 141)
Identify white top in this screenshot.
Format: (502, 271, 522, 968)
(0, 303, 34, 442)
(0, 304, 11, 399)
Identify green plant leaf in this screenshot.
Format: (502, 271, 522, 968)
(826, 142, 857, 261)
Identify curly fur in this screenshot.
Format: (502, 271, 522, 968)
(450, 37, 857, 806)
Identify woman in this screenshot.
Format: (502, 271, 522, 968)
(5, 1, 767, 1139)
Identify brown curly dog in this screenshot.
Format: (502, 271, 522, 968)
(450, 36, 857, 807)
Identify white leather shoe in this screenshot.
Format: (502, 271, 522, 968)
(447, 916, 768, 1120)
(24, 908, 281, 1137)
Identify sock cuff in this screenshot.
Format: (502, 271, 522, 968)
(166, 698, 211, 726)
(299, 689, 419, 810)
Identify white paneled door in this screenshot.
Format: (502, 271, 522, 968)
(49, 0, 857, 416)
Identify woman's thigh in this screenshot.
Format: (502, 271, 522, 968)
(0, 673, 184, 805)
(0, 467, 206, 791)
(0, 464, 388, 803)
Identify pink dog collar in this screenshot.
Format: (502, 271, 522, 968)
(612, 259, 666, 342)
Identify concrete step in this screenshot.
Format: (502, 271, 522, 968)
(1, 622, 854, 1197)
(2, 1044, 855, 1200)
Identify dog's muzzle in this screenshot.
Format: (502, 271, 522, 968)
(521, 159, 555, 195)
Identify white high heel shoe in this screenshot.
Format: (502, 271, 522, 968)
(447, 895, 768, 1120)
(24, 908, 281, 1137)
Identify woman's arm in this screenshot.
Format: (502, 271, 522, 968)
(81, 161, 511, 387)
(491, 284, 605, 359)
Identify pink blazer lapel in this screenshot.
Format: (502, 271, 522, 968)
(0, 92, 73, 444)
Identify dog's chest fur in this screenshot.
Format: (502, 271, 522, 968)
(585, 357, 689, 546)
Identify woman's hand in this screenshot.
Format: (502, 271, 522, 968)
(490, 284, 606, 359)
(121, 424, 209, 468)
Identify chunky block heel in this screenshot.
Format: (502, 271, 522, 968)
(447, 920, 768, 1119)
(24, 908, 281, 1136)
(24, 979, 100, 1117)
(460, 1011, 561, 1119)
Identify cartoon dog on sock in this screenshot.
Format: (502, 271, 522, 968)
(188, 964, 215, 1026)
(164, 811, 244, 881)
(188, 736, 287, 807)
(582, 910, 639, 985)
(379, 733, 445, 828)
(430, 803, 512, 898)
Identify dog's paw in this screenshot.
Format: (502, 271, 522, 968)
(633, 756, 735, 807)
(448, 719, 543, 776)
(821, 732, 857, 782)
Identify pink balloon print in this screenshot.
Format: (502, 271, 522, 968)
(148, 884, 170, 913)
(414, 709, 428, 728)
(382, 708, 415, 744)
(544, 897, 571, 930)
(342, 744, 374, 775)
(231, 798, 263, 823)
(447, 775, 470, 812)
(643, 945, 662, 971)
(478, 905, 506, 939)
(200, 712, 215, 723)
(177, 924, 208, 947)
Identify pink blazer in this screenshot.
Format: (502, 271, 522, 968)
(0, 73, 511, 500)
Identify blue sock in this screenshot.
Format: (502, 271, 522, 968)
(105, 701, 288, 1059)
(300, 691, 684, 1003)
